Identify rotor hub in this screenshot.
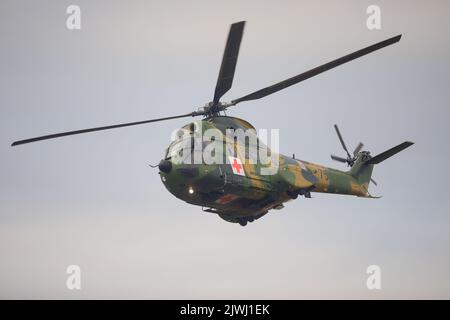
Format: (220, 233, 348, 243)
(199, 101, 233, 118)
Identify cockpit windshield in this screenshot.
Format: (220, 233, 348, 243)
(166, 138, 189, 159)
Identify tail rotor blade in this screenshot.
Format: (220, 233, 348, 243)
(334, 124, 351, 159)
(370, 178, 378, 186)
(331, 154, 348, 163)
(353, 142, 364, 157)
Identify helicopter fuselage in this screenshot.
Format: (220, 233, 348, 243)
(158, 116, 372, 226)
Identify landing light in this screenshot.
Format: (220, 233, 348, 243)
(188, 187, 195, 195)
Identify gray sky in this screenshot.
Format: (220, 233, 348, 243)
(1, 0, 449, 299)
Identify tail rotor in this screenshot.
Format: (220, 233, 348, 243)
(331, 124, 364, 167)
(330, 124, 378, 186)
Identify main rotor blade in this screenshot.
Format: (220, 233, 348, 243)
(334, 124, 351, 159)
(11, 112, 198, 146)
(231, 35, 401, 105)
(213, 21, 246, 104)
(365, 141, 414, 165)
(353, 142, 364, 157)
(331, 154, 348, 163)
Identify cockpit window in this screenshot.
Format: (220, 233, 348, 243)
(166, 139, 188, 159)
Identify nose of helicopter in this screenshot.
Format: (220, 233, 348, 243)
(158, 159, 172, 173)
(158, 159, 225, 204)
(158, 159, 201, 199)
(159, 159, 201, 179)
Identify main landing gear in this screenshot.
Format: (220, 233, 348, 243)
(287, 188, 313, 199)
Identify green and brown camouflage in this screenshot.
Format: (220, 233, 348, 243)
(159, 116, 413, 226)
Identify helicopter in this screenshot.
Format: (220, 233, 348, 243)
(12, 21, 413, 226)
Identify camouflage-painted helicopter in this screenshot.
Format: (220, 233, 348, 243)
(12, 21, 413, 226)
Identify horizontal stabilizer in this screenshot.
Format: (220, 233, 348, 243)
(358, 194, 383, 199)
(365, 141, 414, 165)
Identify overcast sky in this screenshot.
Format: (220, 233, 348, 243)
(1, 0, 449, 299)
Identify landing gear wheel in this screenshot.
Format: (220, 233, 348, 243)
(287, 191, 298, 199)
